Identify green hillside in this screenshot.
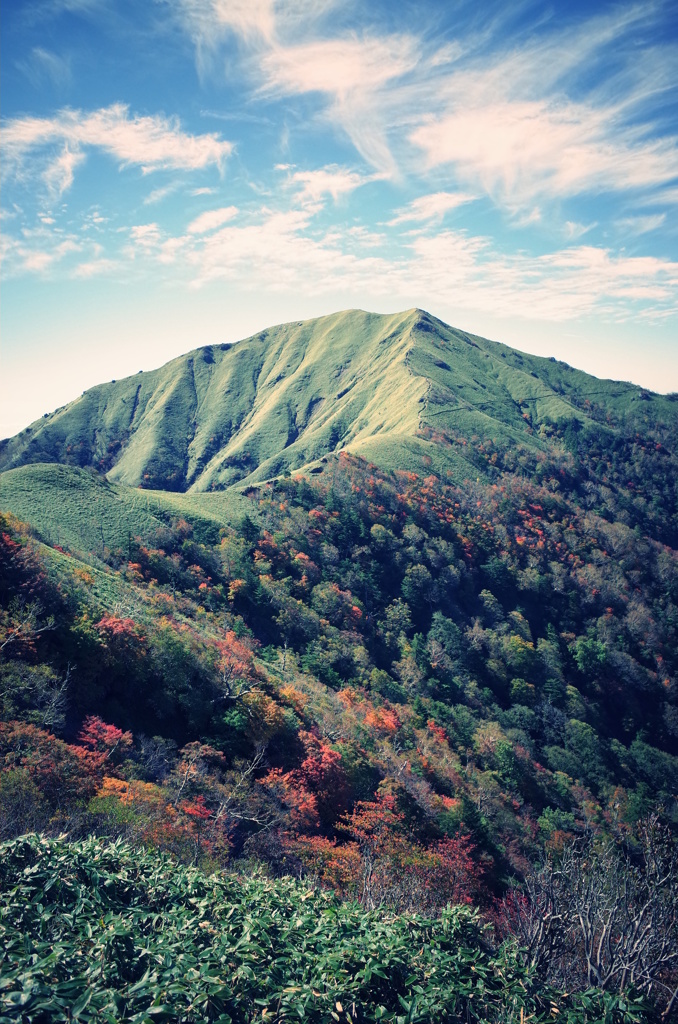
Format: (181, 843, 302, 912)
(0, 464, 256, 555)
(2, 309, 674, 493)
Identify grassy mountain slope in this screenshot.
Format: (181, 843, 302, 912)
(3, 309, 675, 494)
(0, 463, 256, 555)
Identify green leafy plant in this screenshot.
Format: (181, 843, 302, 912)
(0, 834, 648, 1024)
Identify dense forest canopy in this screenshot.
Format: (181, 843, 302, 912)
(1, 313, 677, 1020)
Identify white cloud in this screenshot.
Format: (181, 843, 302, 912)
(187, 206, 238, 233)
(1, 228, 82, 275)
(261, 34, 420, 176)
(1, 104, 233, 195)
(144, 184, 179, 205)
(616, 213, 666, 235)
(401, 9, 678, 209)
(403, 233, 678, 322)
(73, 257, 118, 277)
(411, 99, 678, 206)
(43, 145, 85, 198)
(565, 221, 596, 240)
(346, 225, 385, 247)
(287, 166, 372, 203)
(115, 194, 678, 326)
(6, 165, 676, 326)
(644, 187, 678, 207)
(430, 42, 463, 68)
(175, 0, 343, 80)
(177, 0, 276, 49)
(128, 223, 163, 253)
(181, 2, 678, 210)
(4, 0, 676, 336)
(82, 209, 107, 230)
(262, 35, 419, 98)
(177, 0, 342, 49)
(388, 191, 475, 225)
(20, 250, 57, 272)
(213, 0, 276, 40)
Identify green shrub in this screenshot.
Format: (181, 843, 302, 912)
(0, 835, 647, 1023)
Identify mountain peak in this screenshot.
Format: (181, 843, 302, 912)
(0, 309, 672, 492)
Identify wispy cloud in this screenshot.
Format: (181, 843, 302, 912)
(408, 9, 678, 208)
(177, 0, 341, 50)
(177, 0, 277, 49)
(187, 206, 238, 233)
(42, 145, 85, 198)
(144, 183, 180, 205)
(16, 46, 72, 88)
(1, 104, 233, 196)
(261, 34, 419, 176)
(4, 161, 677, 338)
(0, 224, 82, 274)
(200, 108, 273, 125)
(565, 221, 596, 240)
(125, 223, 163, 260)
(82, 209, 107, 229)
(73, 257, 119, 277)
(388, 191, 475, 226)
(175, 0, 342, 80)
(115, 193, 678, 325)
(262, 34, 419, 98)
(409, 98, 678, 206)
(616, 213, 667, 236)
(175, 1, 678, 210)
(404, 234, 678, 323)
(3, 0, 677, 363)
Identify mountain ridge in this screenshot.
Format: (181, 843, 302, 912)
(1, 311, 677, 1022)
(2, 308, 675, 492)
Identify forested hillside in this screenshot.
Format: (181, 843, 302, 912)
(1, 311, 677, 1018)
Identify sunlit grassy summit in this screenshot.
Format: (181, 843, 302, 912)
(1, 308, 675, 494)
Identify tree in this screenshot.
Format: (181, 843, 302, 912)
(0, 721, 103, 828)
(337, 793, 406, 909)
(77, 715, 133, 766)
(0, 598, 54, 657)
(501, 815, 678, 1018)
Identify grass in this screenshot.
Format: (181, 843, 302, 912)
(1, 309, 677, 539)
(0, 464, 257, 555)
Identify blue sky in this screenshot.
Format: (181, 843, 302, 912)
(1, 0, 677, 437)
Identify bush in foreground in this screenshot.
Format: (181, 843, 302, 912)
(0, 835, 648, 1023)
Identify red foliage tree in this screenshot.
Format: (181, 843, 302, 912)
(0, 721, 103, 808)
(76, 715, 133, 766)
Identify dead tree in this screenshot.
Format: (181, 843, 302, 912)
(503, 815, 678, 1018)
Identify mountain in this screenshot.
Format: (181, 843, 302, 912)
(2, 308, 675, 493)
(2, 309, 678, 1020)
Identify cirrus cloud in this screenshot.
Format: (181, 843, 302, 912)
(388, 191, 476, 226)
(187, 206, 238, 234)
(1, 103, 233, 196)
